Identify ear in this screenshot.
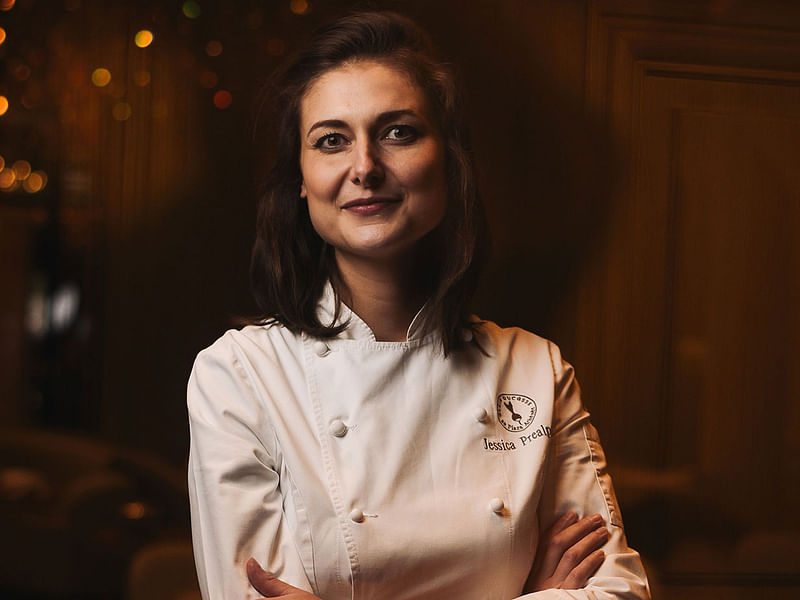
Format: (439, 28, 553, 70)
(300, 181, 307, 199)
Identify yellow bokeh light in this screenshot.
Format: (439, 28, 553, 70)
(0, 0, 16, 12)
(289, 0, 310, 15)
(133, 70, 151, 87)
(91, 68, 111, 87)
(23, 171, 45, 193)
(134, 30, 154, 48)
(0, 27, 6, 45)
(0, 96, 8, 116)
(11, 160, 31, 180)
(0, 168, 15, 190)
(112, 102, 132, 121)
(205, 40, 223, 57)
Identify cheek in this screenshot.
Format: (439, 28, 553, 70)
(301, 156, 346, 200)
(406, 147, 448, 214)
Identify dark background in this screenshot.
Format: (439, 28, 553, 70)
(1, 1, 798, 599)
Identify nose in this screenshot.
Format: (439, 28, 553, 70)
(350, 141, 384, 188)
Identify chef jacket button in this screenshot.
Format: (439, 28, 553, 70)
(473, 407, 489, 423)
(489, 498, 505, 514)
(313, 341, 330, 356)
(329, 419, 348, 438)
(462, 328, 474, 343)
(349, 508, 364, 523)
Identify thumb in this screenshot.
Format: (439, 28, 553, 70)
(246, 558, 293, 597)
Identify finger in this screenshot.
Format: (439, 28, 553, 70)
(246, 558, 294, 597)
(549, 511, 578, 536)
(561, 549, 605, 589)
(535, 511, 578, 577)
(539, 514, 603, 578)
(551, 523, 609, 584)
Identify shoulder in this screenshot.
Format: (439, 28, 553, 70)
(475, 319, 560, 365)
(192, 323, 304, 372)
(472, 319, 575, 390)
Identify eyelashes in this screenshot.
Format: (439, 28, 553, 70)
(312, 132, 346, 151)
(311, 124, 421, 152)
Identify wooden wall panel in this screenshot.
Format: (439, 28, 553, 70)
(581, 1, 800, 596)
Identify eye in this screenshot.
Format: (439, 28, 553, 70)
(313, 132, 348, 151)
(383, 125, 418, 143)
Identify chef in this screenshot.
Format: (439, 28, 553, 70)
(188, 11, 650, 600)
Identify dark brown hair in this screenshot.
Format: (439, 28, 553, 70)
(250, 11, 487, 354)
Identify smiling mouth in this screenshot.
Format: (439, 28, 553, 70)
(340, 196, 402, 210)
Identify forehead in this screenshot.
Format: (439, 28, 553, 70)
(300, 60, 429, 126)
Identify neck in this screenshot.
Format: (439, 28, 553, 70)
(333, 250, 428, 342)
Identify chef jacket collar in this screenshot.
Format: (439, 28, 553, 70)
(317, 281, 432, 343)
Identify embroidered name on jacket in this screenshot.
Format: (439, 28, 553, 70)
(483, 425, 552, 452)
(496, 393, 536, 432)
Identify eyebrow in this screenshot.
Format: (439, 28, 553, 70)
(306, 109, 420, 137)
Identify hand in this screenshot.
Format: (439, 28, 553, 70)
(246, 559, 322, 599)
(527, 511, 609, 591)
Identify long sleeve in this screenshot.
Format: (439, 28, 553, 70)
(187, 338, 313, 600)
(515, 342, 651, 600)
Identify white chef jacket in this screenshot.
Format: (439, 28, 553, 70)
(187, 288, 650, 600)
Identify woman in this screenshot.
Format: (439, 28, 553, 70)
(188, 11, 650, 600)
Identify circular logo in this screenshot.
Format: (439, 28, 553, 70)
(496, 394, 536, 432)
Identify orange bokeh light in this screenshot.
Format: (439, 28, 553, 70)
(213, 90, 232, 109)
(91, 68, 111, 87)
(290, 0, 310, 16)
(134, 30, 154, 48)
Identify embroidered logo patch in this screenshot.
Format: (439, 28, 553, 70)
(496, 394, 536, 432)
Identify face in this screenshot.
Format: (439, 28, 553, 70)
(299, 60, 447, 264)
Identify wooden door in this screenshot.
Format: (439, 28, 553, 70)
(577, 2, 800, 597)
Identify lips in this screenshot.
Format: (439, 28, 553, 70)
(340, 196, 401, 210)
(339, 196, 402, 216)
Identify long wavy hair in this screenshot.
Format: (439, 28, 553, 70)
(250, 11, 487, 354)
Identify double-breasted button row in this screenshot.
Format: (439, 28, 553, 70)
(347, 500, 506, 524)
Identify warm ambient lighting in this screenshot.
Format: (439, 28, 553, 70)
(205, 40, 222, 57)
(290, 0, 310, 16)
(91, 68, 111, 87)
(11, 160, 31, 180)
(133, 70, 151, 87)
(0, 0, 16, 12)
(112, 102, 132, 121)
(0, 168, 16, 190)
(199, 70, 218, 88)
(0, 27, 6, 45)
(134, 30, 154, 48)
(0, 95, 8, 116)
(23, 171, 46, 193)
(213, 90, 232, 109)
